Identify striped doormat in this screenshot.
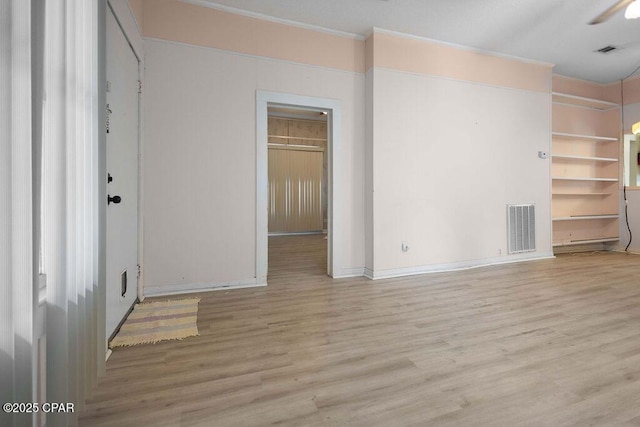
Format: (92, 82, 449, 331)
(110, 298, 200, 347)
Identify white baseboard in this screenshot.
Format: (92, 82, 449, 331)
(333, 267, 365, 278)
(365, 252, 555, 280)
(144, 278, 266, 297)
(364, 267, 374, 280)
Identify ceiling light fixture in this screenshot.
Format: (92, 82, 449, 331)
(626, 0, 640, 19)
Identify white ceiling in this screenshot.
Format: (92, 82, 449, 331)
(200, 0, 640, 84)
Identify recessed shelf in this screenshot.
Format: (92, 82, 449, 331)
(552, 132, 618, 142)
(551, 91, 620, 253)
(552, 92, 620, 111)
(552, 154, 618, 162)
(553, 215, 619, 221)
(553, 237, 619, 247)
(552, 177, 618, 182)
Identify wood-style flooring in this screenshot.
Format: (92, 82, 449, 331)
(80, 236, 640, 426)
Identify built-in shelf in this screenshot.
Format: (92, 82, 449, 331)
(552, 132, 618, 142)
(552, 177, 618, 182)
(552, 192, 610, 196)
(552, 92, 620, 111)
(553, 215, 619, 221)
(551, 90, 621, 254)
(552, 154, 618, 162)
(553, 237, 619, 247)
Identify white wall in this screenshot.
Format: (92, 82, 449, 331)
(369, 68, 552, 276)
(142, 39, 365, 292)
(620, 101, 640, 252)
(620, 190, 640, 253)
(364, 69, 374, 271)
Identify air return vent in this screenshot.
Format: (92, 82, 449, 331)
(595, 45, 618, 54)
(507, 204, 536, 254)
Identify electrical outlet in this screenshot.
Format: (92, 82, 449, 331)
(402, 241, 409, 252)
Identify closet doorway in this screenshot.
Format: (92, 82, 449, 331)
(267, 108, 327, 279)
(255, 92, 343, 284)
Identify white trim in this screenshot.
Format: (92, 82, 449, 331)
(144, 37, 363, 77)
(333, 268, 365, 278)
(256, 91, 342, 282)
(144, 279, 265, 297)
(366, 253, 556, 280)
(364, 268, 375, 280)
(371, 27, 554, 68)
(179, 0, 365, 41)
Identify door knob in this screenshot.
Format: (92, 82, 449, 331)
(108, 194, 121, 205)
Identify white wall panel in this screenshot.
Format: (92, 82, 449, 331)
(371, 68, 552, 273)
(142, 40, 365, 290)
(619, 190, 640, 252)
(620, 102, 640, 252)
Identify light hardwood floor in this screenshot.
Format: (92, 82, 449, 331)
(80, 236, 640, 426)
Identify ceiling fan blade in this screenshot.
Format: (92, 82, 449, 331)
(589, 0, 634, 24)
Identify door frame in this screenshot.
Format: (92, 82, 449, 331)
(256, 91, 342, 284)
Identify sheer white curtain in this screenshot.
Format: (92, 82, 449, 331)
(42, 1, 106, 425)
(1, 1, 106, 426)
(0, 1, 37, 426)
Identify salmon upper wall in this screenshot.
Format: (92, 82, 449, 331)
(366, 31, 553, 93)
(551, 74, 622, 103)
(551, 74, 640, 106)
(137, 0, 366, 73)
(129, 0, 144, 30)
(132, 0, 554, 91)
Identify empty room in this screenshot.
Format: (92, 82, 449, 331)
(3, 0, 640, 426)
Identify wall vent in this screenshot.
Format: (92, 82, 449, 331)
(507, 204, 536, 254)
(595, 45, 618, 54)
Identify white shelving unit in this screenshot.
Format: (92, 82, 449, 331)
(553, 215, 619, 221)
(552, 154, 617, 162)
(552, 177, 618, 182)
(551, 92, 621, 249)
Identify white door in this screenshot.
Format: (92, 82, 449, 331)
(106, 8, 139, 339)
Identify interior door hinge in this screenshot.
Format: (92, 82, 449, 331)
(137, 264, 141, 279)
(106, 103, 112, 133)
(138, 80, 142, 94)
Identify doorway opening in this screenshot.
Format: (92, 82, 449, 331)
(256, 91, 343, 284)
(267, 107, 328, 279)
